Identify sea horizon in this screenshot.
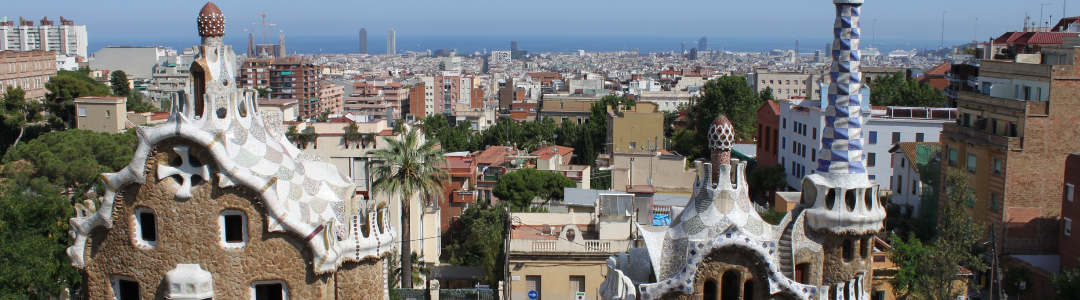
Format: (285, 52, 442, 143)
(89, 34, 972, 56)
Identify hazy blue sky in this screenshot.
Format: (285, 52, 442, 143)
(4, 0, 1071, 41)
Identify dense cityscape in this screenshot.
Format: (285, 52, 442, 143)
(1, 1, 1079, 300)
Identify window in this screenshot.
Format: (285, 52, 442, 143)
(900, 157, 906, 168)
(967, 188, 976, 207)
(912, 180, 918, 195)
(1037, 87, 1043, 101)
(897, 175, 903, 195)
(1066, 217, 1073, 236)
(78, 107, 87, 117)
(134, 208, 157, 247)
(252, 281, 289, 300)
(842, 239, 854, 262)
(892, 132, 901, 144)
(916, 133, 924, 142)
(113, 277, 140, 300)
(220, 211, 248, 249)
(991, 194, 1000, 211)
(868, 131, 877, 144)
(993, 159, 1004, 176)
(811, 149, 816, 163)
(782, 137, 786, 149)
(1068, 183, 1075, 202)
(948, 148, 958, 166)
(629, 142, 636, 149)
(783, 118, 787, 129)
(867, 153, 876, 167)
(106, 110, 111, 118)
(967, 154, 977, 173)
(812, 127, 817, 140)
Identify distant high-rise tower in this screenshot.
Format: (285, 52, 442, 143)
(248, 32, 255, 57)
(511, 40, 518, 52)
(387, 28, 396, 55)
(681, 42, 686, 54)
(359, 28, 368, 54)
(698, 37, 707, 52)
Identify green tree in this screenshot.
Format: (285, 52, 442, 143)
(0, 177, 81, 299)
(888, 169, 986, 300)
(681, 75, 765, 160)
(759, 86, 776, 101)
(2, 86, 45, 149)
(125, 91, 158, 113)
(1053, 260, 1080, 300)
(868, 71, 946, 107)
(591, 169, 612, 191)
(370, 128, 448, 289)
(444, 203, 507, 285)
(492, 168, 576, 211)
(255, 87, 269, 98)
(748, 164, 788, 196)
(109, 70, 132, 98)
(44, 70, 110, 129)
(3, 129, 138, 200)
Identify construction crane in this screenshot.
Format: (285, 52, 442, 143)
(254, 12, 275, 45)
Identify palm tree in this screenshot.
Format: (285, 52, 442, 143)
(370, 127, 448, 288)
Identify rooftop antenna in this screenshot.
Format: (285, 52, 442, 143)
(254, 12, 275, 45)
(1042, 3, 1054, 31)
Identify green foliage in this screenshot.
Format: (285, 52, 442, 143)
(421, 114, 481, 152)
(444, 203, 507, 285)
(255, 87, 269, 98)
(2, 86, 45, 150)
(748, 164, 788, 195)
(340, 123, 376, 148)
(370, 128, 448, 288)
(758, 208, 786, 225)
(125, 91, 158, 113)
(591, 169, 611, 191)
(492, 168, 576, 211)
(667, 128, 701, 160)
(868, 71, 947, 107)
(679, 75, 765, 161)
(45, 70, 110, 129)
(887, 169, 986, 300)
(1053, 261, 1080, 300)
(285, 125, 319, 148)
(760, 86, 776, 101)
(109, 70, 132, 97)
(0, 177, 81, 299)
(3, 129, 138, 201)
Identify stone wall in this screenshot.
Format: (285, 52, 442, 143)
(691, 248, 799, 300)
(79, 140, 384, 299)
(815, 232, 874, 295)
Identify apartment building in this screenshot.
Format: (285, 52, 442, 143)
(0, 50, 56, 100)
(778, 98, 955, 191)
(508, 193, 636, 300)
(345, 80, 408, 120)
(607, 102, 664, 154)
(940, 37, 1080, 255)
(888, 142, 942, 219)
(750, 68, 825, 100)
(538, 94, 603, 125)
(0, 17, 87, 58)
(756, 100, 781, 168)
(88, 46, 169, 82)
(636, 90, 699, 112)
(73, 96, 168, 133)
(269, 57, 341, 118)
(146, 53, 193, 104)
(239, 58, 272, 89)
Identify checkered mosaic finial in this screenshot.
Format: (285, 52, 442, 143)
(816, 0, 867, 174)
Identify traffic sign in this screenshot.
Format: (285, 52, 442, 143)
(528, 290, 538, 300)
(576, 292, 586, 300)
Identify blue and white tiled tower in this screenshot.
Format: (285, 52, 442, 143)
(817, 0, 866, 175)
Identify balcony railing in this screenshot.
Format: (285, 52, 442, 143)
(942, 123, 1023, 150)
(509, 239, 632, 254)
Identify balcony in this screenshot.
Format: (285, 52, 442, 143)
(957, 92, 1049, 116)
(980, 60, 1051, 78)
(451, 190, 476, 203)
(509, 239, 632, 254)
(480, 175, 500, 182)
(942, 123, 1023, 150)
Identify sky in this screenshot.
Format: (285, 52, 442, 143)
(4, 0, 1071, 44)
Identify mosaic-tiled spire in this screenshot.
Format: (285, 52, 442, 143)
(816, 0, 866, 174)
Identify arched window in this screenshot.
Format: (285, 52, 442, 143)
(703, 279, 718, 300)
(721, 272, 739, 300)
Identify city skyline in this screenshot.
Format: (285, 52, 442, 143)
(4, 0, 1070, 43)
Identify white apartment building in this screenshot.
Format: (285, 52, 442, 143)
(750, 68, 826, 100)
(89, 46, 170, 81)
(0, 17, 88, 58)
(636, 90, 700, 112)
(777, 97, 956, 191)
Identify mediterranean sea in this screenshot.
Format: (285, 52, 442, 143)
(90, 34, 971, 56)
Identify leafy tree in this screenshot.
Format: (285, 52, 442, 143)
(125, 91, 158, 113)
(109, 70, 132, 98)
(1053, 260, 1080, 300)
(444, 203, 507, 285)
(760, 86, 776, 101)
(285, 125, 318, 148)
(255, 87, 269, 98)
(3, 129, 138, 200)
(44, 70, 110, 129)
(2, 86, 45, 149)
(591, 169, 611, 191)
(370, 128, 448, 288)
(0, 177, 81, 299)
(748, 164, 788, 197)
(868, 71, 946, 107)
(888, 169, 985, 300)
(668, 128, 701, 161)
(1001, 264, 1033, 297)
(492, 168, 576, 211)
(680, 75, 765, 161)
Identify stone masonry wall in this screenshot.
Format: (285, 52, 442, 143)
(80, 140, 384, 299)
(816, 232, 874, 296)
(691, 248, 799, 300)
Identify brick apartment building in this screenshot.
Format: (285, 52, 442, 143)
(0, 50, 57, 100)
(239, 58, 271, 90)
(268, 57, 341, 118)
(756, 99, 781, 168)
(940, 36, 1080, 256)
(1061, 153, 1080, 270)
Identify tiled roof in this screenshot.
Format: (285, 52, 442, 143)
(924, 62, 951, 76)
(1052, 16, 1080, 32)
(994, 31, 1080, 45)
